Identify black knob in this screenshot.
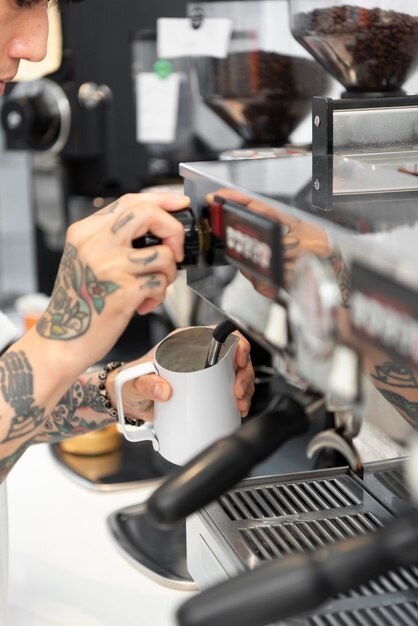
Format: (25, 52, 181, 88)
(133, 208, 207, 268)
(1, 92, 60, 150)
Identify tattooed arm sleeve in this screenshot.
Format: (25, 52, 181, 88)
(0, 349, 47, 481)
(370, 360, 418, 428)
(34, 370, 116, 444)
(0, 350, 117, 482)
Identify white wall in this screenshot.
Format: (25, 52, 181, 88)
(0, 126, 36, 302)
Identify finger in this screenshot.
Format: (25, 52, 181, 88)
(93, 245, 177, 285)
(137, 297, 165, 316)
(132, 373, 172, 402)
(126, 246, 177, 285)
(247, 199, 301, 233)
(282, 236, 300, 258)
(135, 272, 169, 314)
(107, 202, 185, 263)
(206, 188, 252, 206)
(97, 193, 190, 216)
(234, 334, 251, 369)
(234, 366, 255, 399)
(238, 394, 252, 418)
(249, 276, 278, 300)
(135, 192, 190, 211)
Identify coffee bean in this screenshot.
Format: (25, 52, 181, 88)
(292, 5, 418, 93)
(198, 52, 329, 145)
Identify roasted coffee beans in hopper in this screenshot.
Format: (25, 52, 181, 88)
(188, 0, 330, 146)
(290, 0, 418, 97)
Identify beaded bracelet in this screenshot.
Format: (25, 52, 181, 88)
(98, 361, 123, 420)
(97, 361, 145, 427)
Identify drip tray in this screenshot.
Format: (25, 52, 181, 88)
(107, 502, 197, 591)
(187, 459, 418, 625)
(50, 439, 178, 491)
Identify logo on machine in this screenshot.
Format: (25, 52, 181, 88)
(225, 225, 272, 270)
(350, 262, 418, 366)
(219, 197, 282, 287)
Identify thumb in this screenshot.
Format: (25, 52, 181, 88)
(132, 373, 172, 402)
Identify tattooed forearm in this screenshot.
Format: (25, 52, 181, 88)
(39, 376, 115, 442)
(0, 351, 46, 443)
(36, 244, 119, 339)
(128, 250, 158, 266)
(371, 361, 418, 388)
(370, 360, 418, 427)
(376, 388, 418, 426)
(111, 212, 134, 234)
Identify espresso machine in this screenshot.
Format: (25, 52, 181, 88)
(121, 2, 418, 623)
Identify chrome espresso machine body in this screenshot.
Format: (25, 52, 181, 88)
(173, 94, 418, 626)
(143, 3, 418, 623)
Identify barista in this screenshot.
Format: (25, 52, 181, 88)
(0, 2, 254, 484)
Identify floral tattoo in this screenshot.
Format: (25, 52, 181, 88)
(36, 245, 119, 339)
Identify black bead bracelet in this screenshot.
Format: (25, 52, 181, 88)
(97, 361, 145, 427)
(98, 361, 124, 420)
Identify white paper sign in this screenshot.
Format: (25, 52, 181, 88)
(157, 17, 233, 59)
(136, 72, 181, 144)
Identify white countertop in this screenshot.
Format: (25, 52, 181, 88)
(6, 444, 195, 626)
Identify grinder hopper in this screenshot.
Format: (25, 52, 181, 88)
(289, 0, 418, 98)
(188, 0, 330, 147)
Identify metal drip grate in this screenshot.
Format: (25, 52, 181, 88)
(344, 567, 418, 599)
(190, 465, 418, 626)
(239, 512, 382, 560)
(362, 460, 410, 515)
(220, 476, 362, 521)
(305, 601, 418, 625)
(374, 468, 408, 502)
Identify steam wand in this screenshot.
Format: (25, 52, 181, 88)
(205, 319, 238, 368)
(177, 508, 418, 626)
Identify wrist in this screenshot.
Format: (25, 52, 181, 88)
(98, 361, 124, 419)
(105, 360, 147, 427)
(4, 328, 91, 420)
(16, 327, 85, 385)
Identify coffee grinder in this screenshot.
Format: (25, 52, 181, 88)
(184, 0, 331, 159)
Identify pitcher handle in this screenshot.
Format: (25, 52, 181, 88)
(114, 362, 159, 448)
